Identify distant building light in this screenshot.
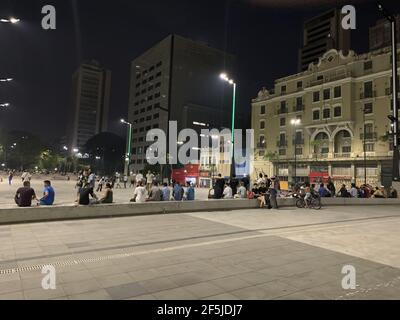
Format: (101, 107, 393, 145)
(193, 121, 207, 127)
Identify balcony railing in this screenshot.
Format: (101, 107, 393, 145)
(257, 143, 266, 148)
(277, 108, 288, 115)
(277, 140, 288, 148)
(360, 91, 377, 99)
(293, 139, 305, 145)
(360, 132, 378, 140)
(334, 153, 351, 158)
(293, 104, 304, 112)
(309, 71, 352, 87)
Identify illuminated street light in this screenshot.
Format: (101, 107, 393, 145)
(0, 78, 13, 82)
(0, 103, 10, 108)
(120, 118, 133, 176)
(220, 72, 237, 176)
(1, 17, 20, 24)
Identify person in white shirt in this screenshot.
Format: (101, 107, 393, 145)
(223, 184, 233, 199)
(132, 181, 147, 203)
(235, 182, 247, 199)
(136, 172, 143, 185)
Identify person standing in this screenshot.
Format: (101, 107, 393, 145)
(129, 173, 136, 188)
(15, 181, 37, 207)
(123, 175, 128, 189)
(214, 174, 225, 199)
(97, 177, 105, 192)
(115, 173, 122, 189)
(146, 171, 154, 192)
(39, 180, 55, 206)
(8, 170, 13, 185)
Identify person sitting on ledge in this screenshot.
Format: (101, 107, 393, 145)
(184, 182, 195, 201)
(78, 182, 98, 205)
(39, 180, 55, 206)
(15, 181, 37, 207)
(99, 183, 113, 204)
(147, 181, 162, 202)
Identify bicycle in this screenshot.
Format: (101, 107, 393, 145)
(295, 194, 321, 210)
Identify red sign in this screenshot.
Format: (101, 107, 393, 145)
(172, 164, 200, 184)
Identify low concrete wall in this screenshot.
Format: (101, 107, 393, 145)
(0, 199, 259, 225)
(1, 197, 399, 225)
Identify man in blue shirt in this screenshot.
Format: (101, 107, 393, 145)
(172, 182, 184, 201)
(185, 182, 195, 201)
(40, 180, 55, 206)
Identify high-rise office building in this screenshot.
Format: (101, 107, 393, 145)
(299, 9, 351, 72)
(68, 60, 111, 152)
(128, 34, 238, 173)
(369, 16, 400, 51)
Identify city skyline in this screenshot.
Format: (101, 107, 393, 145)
(1, 0, 399, 143)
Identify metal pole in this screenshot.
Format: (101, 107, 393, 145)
(294, 133, 297, 185)
(230, 83, 237, 177)
(363, 107, 367, 186)
(391, 18, 400, 182)
(124, 123, 132, 176)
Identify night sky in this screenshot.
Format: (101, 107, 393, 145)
(0, 0, 400, 144)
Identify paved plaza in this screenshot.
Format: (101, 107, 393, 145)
(0, 176, 210, 208)
(1, 204, 400, 300)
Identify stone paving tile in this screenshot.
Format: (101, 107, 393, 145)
(138, 277, 179, 293)
(230, 280, 298, 300)
(202, 293, 239, 300)
(69, 289, 112, 300)
(23, 287, 67, 300)
(126, 294, 157, 300)
(0, 279, 22, 295)
(279, 270, 339, 291)
(105, 282, 148, 299)
(0, 291, 24, 300)
(95, 273, 134, 288)
(181, 282, 226, 299)
(152, 287, 198, 300)
(209, 276, 251, 292)
(61, 279, 102, 296)
(58, 270, 95, 284)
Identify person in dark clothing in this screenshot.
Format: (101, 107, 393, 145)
(78, 183, 98, 205)
(99, 183, 113, 204)
(214, 174, 225, 199)
(15, 181, 37, 207)
(338, 184, 350, 198)
(327, 180, 336, 197)
(229, 175, 239, 196)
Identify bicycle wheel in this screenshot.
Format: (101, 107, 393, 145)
(311, 198, 321, 210)
(296, 198, 305, 208)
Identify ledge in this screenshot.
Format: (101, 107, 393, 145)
(1, 198, 399, 225)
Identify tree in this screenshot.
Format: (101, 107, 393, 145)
(6, 131, 43, 170)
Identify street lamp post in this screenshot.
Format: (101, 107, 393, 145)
(220, 73, 237, 176)
(291, 119, 301, 185)
(378, 3, 399, 183)
(121, 119, 133, 177)
(362, 107, 367, 186)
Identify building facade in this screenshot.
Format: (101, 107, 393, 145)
(299, 9, 350, 72)
(252, 47, 400, 190)
(68, 60, 111, 152)
(128, 34, 237, 173)
(369, 15, 400, 51)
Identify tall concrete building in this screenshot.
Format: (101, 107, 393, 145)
(299, 9, 351, 72)
(128, 34, 237, 173)
(252, 46, 400, 189)
(369, 15, 400, 51)
(68, 60, 111, 152)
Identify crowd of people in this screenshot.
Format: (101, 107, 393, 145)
(7, 169, 400, 208)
